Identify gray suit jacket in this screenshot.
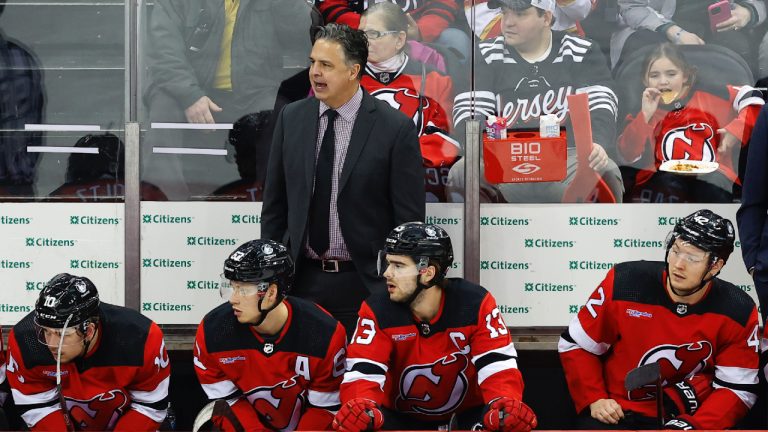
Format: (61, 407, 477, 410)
(261, 90, 425, 293)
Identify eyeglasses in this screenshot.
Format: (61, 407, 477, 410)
(363, 30, 400, 40)
(668, 246, 707, 264)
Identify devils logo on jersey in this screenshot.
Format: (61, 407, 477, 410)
(395, 353, 469, 415)
(245, 376, 306, 430)
(661, 123, 716, 162)
(65, 389, 128, 431)
(370, 88, 431, 134)
(628, 341, 713, 400)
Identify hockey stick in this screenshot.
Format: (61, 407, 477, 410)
(192, 399, 246, 432)
(624, 362, 664, 428)
(56, 314, 74, 432)
(446, 412, 458, 431)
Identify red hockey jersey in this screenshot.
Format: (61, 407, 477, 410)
(559, 261, 760, 430)
(361, 57, 460, 202)
(194, 297, 347, 431)
(0, 327, 6, 407)
(341, 278, 524, 423)
(6, 303, 170, 431)
(618, 86, 764, 187)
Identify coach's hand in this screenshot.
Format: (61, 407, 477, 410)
(483, 397, 538, 432)
(333, 398, 384, 432)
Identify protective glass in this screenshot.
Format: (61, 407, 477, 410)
(376, 250, 426, 278)
(219, 275, 269, 300)
(363, 30, 399, 40)
(34, 320, 85, 347)
(665, 234, 708, 265)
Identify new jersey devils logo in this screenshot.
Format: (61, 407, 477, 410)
(628, 341, 713, 400)
(66, 389, 128, 431)
(395, 353, 469, 415)
(661, 123, 716, 162)
(246, 376, 306, 430)
(371, 88, 431, 134)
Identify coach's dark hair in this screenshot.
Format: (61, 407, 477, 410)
(313, 23, 368, 79)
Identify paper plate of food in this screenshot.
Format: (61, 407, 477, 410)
(659, 160, 719, 175)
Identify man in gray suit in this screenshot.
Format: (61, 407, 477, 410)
(261, 24, 425, 336)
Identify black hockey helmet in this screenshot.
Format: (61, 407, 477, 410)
(35, 273, 100, 331)
(223, 239, 294, 296)
(383, 222, 454, 284)
(666, 209, 735, 263)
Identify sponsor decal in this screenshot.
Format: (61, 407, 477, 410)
(25, 238, 76, 247)
(25, 281, 46, 291)
(70, 216, 119, 225)
(142, 258, 193, 268)
(392, 332, 417, 342)
(525, 238, 574, 248)
(499, 304, 530, 314)
(569, 217, 619, 226)
(613, 238, 663, 248)
(569, 305, 583, 313)
(231, 214, 261, 224)
(626, 308, 653, 319)
(425, 216, 460, 225)
(187, 280, 219, 290)
(186, 237, 237, 246)
(0, 216, 31, 224)
(219, 356, 246, 364)
(1, 260, 32, 269)
(0, 304, 32, 312)
(481, 217, 530, 226)
(524, 282, 574, 292)
(142, 302, 193, 312)
(481, 261, 530, 270)
(737, 284, 752, 292)
(569, 261, 615, 270)
(142, 214, 193, 224)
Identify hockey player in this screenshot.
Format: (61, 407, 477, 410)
(618, 43, 763, 203)
(449, 0, 622, 203)
(6, 273, 170, 431)
(193, 239, 347, 431)
(333, 222, 537, 431)
(559, 209, 761, 430)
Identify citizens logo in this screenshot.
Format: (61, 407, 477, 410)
(142, 214, 193, 224)
(0, 304, 32, 313)
(613, 238, 663, 248)
(737, 284, 753, 292)
(231, 214, 261, 224)
(481, 261, 529, 270)
(142, 302, 192, 312)
(1, 260, 31, 269)
(186, 237, 237, 246)
(1, 216, 31, 224)
(143, 258, 193, 268)
(569, 217, 619, 226)
(499, 304, 531, 314)
(523, 282, 574, 292)
(25, 281, 46, 291)
(569, 261, 615, 270)
(25, 237, 76, 247)
(525, 238, 574, 248)
(569, 305, 584, 314)
(480, 217, 530, 226)
(657, 216, 682, 226)
(69, 215, 119, 225)
(426, 215, 460, 225)
(187, 280, 219, 290)
(69, 260, 120, 269)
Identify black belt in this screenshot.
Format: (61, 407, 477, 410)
(305, 258, 356, 273)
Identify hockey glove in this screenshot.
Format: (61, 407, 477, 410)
(663, 375, 713, 417)
(664, 415, 698, 430)
(332, 398, 384, 432)
(482, 397, 538, 432)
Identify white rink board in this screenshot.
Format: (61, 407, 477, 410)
(0, 203, 125, 325)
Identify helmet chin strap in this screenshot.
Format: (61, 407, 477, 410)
(665, 260, 718, 298)
(251, 293, 285, 328)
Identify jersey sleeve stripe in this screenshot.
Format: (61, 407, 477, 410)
(129, 375, 170, 404)
(0, 364, 5, 384)
(308, 389, 340, 408)
(567, 315, 611, 355)
(201, 380, 240, 400)
(347, 357, 388, 373)
(19, 404, 59, 427)
(713, 380, 758, 408)
(557, 333, 581, 353)
(715, 365, 759, 386)
(341, 370, 386, 390)
(10, 386, 58, 406)
(477, 357, 519, 384)
(129, 401, 168, 422)
(733, 85, 765, 111)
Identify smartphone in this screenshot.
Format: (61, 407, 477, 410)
(709, 0, 733, 32)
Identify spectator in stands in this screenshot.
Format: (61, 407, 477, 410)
(447, 0, 622, 203)
(463, 0, 596, 39)
(143, 0, 313, 199)
(48, 134, 167, 201)
(317, 0, 471, 63)
(359, 2, 461, 202)
(210, 111, 273, 201)
(611, 0, 766, 69)
(0, 1, 44, 199)
(617, 43, 763, 203)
